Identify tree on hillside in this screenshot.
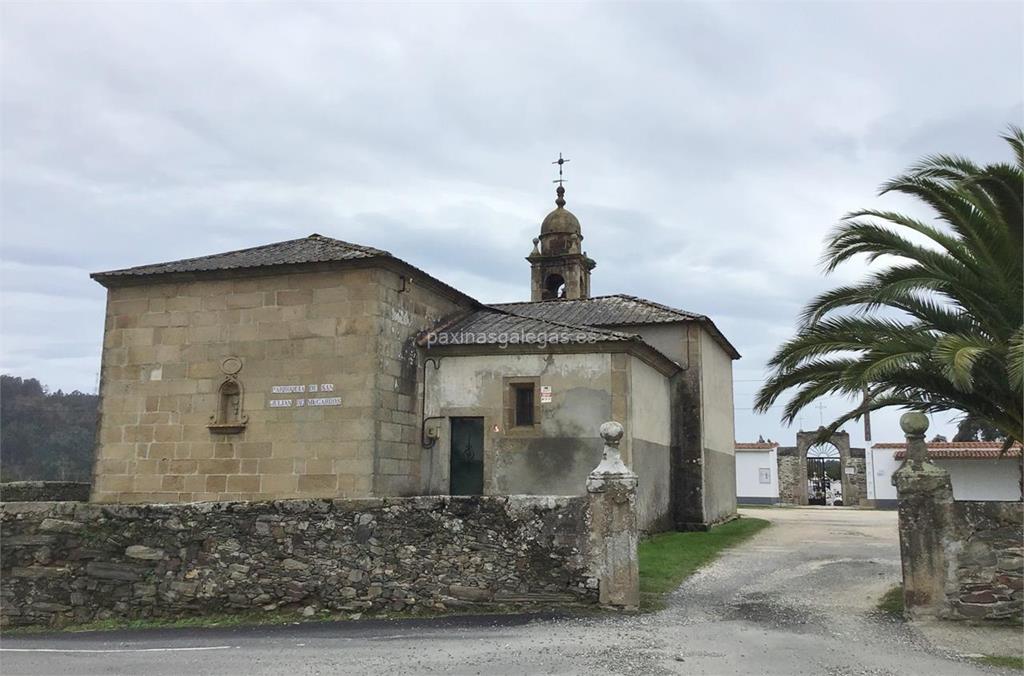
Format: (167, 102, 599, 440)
(755, 127, 1024, 445)
(0, 375, 98, 481)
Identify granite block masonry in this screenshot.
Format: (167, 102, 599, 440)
(0, 495, 597, 627)
(893, 412, 1023, 623)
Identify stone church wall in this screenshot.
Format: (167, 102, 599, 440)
(699, 328, 738, 525)
(614, 322, 737, 529)
(422, 351, 672, 533)
(426, 352, 611, 497)
(91, 265, 467, 505)
(371, 269, 467, 497)
(92, 268, 383, 503)
(627, 356, 673, 532)
(0, 495, 597, 628)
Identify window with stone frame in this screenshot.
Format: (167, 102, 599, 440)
(509, 382, 537, 428)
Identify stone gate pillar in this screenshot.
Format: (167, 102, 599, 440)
(892, 412, 954, 619)
(586, 421, 640, 610)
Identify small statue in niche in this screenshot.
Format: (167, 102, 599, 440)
(208, 357, 247, 434)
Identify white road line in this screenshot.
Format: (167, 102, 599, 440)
(0, 646, 233, 653)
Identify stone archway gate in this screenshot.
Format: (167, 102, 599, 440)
(777, 428, 867, 506)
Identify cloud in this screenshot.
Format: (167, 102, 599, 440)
(1, 2, 1020, 446)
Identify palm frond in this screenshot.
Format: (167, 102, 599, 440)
(756, 127, 1024, 443)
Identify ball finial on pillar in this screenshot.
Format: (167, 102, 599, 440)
(600, 421, 624, 446)
(588, 421, 636, 491)
(900, 412, 929, 437)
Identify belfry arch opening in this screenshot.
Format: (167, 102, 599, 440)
(543, 273, 566, 300)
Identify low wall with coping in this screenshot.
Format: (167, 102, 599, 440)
(0, 482, 91, 503)
(0, 495, 599, 628)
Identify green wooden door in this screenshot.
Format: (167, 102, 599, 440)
(449, 417, 484, 495)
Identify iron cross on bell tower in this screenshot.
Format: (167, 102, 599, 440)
(552, 152, 570, 183)
(552, 153, 569, 207)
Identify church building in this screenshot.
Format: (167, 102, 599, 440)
(89, 179, 740, 531)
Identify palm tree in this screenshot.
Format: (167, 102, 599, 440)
(755, 127, 1024, 444)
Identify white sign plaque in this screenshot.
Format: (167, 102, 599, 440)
(269, 384, 341, 410)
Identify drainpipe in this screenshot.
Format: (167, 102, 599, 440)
(420, 357, 443, 494)
(420, 357, 443, 449)
(869, 447, 878, 502)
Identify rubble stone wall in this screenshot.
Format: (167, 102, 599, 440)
(0, 495, 597, 627)
(845, 454, 867, 505)
(945, 501, 1023, 622)
(777, 451, 801, 504)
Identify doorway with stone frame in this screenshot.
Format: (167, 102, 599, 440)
(777, 428, 867, 506)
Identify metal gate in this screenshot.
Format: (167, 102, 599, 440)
(806, 456, 841, 506)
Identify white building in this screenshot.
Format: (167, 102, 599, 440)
(867, 441, 1023, 506)
(735, 442, 779, 505)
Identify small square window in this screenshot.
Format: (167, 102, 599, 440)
(758, 468, 771, 484)
(512, 383, 535, 427)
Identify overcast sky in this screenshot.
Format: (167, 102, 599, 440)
(1, 2, 1021, 448)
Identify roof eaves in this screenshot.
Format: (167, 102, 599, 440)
(90, 234, 384, 280)
(89, 235, 482, 308)
(612, 296, 741, 359)
(609, 294, 704, 321)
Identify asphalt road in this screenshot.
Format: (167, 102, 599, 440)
(2, 507, 1020, 675)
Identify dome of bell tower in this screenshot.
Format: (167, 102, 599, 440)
(540, 186, 582, 235)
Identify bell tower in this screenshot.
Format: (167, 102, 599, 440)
(527, 155, 596, 301)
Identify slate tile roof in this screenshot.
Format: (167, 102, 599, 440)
(91, 235, 738, 363)
(880, 441, 1023, 460)
(92, 234, 388, 281)
(492, 294, 703, 326)
(490, 294, 740, 359)
(417, 307, 681, 372)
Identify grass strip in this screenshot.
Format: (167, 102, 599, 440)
(876, 586, 904, 618)
(972, 655, 1024, 671)
(638, 517, 770, 611)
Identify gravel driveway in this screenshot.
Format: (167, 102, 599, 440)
(3, 507, 1020, 675)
